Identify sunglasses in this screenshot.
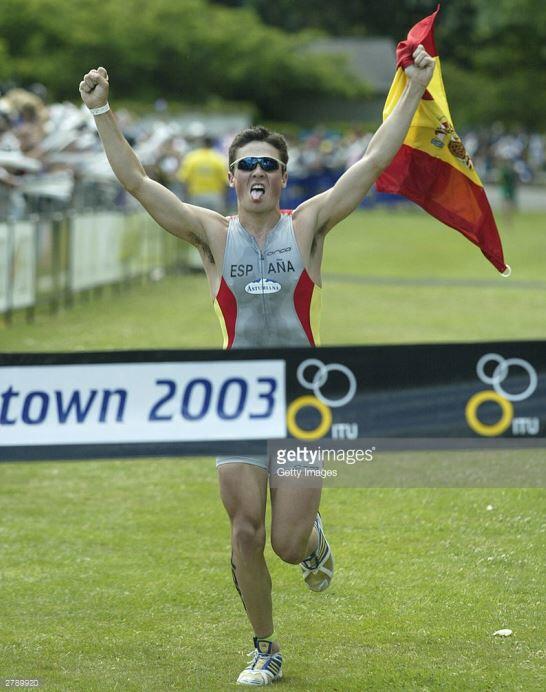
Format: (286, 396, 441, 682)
(230, 156, 286, 172)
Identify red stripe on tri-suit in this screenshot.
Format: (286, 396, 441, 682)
(216, 277, 237, 350)
(293, 270, 315, 346)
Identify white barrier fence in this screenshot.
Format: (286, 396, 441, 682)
(0, 211, 185, 317)
(0, 220, 34, 313)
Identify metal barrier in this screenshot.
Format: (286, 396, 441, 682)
(280, 173, 407, 209)
(0, 210, 187, 323)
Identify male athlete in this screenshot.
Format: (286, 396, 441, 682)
(79, 45, 434, 686)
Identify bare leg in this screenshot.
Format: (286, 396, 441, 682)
(218, 463, 279, 650)
(270, 482, 322, 564)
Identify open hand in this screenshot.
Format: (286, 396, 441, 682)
(79, 67, 109, 109)
(404, 45, 435, 89)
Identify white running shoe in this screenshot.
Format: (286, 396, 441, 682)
(300, 513, 334, 592)
(236, 638, 283, 686)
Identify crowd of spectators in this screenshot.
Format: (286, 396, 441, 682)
(0, 85, 545, 220)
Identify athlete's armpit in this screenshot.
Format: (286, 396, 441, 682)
(292, 193, 328, 259)
(187, 230, 215, 264)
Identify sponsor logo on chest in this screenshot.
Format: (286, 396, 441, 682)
(245, 278, 281, 294)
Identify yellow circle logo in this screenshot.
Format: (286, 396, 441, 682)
(465, 391, 513, 437)
(287, 395, 332, 440)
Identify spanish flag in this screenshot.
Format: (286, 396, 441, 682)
(376, 6, 510, 275)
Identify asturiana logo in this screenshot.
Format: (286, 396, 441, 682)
(245, 278, 281, 295)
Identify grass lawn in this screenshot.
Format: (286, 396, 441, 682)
(1, 210, 545, 690)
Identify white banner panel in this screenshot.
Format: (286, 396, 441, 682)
(70, 213, 125, 290)
(11, 221, 35, 309)
(0, 360, 286, 446)
(70, 214, 97, 291)
(0, 223, 9, 312)
(121, 212, 147, 278)
(96, 212, 123, 285)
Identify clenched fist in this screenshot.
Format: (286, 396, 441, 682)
(404, 45, 435, 89)
(79, 67, 109, 109)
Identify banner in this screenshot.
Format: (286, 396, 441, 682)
(1, 341, 545, 461)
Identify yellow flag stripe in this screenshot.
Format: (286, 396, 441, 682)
(404, 131, 483, 186)
(383, 57, 481, 186)
(383, 57, 451, 121)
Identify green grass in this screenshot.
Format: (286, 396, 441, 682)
(1, 210, 545, 351)
(1, 463, 544, 690)
(1, 210, 545, 690)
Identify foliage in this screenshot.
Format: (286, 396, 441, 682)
(1, 0, 545, 125)
(0, 0, 364, 117)
(439, 0, 546, 128)
(214, 1, 435, 38)
(464, 0, 546, 128)
(214, 0, 546, 128)
(0, 39, 11, 81)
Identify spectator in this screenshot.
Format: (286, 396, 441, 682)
(0, 85, 544, 219)
(498, 156, 518, 227)
(177, 135, 228, 269)
(177, 135, 228, 212)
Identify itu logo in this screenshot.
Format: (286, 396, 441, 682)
(287, 359, 357, 440)
(465, 353, 540, 437)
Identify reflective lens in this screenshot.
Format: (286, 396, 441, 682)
(232, 156, 284, 172)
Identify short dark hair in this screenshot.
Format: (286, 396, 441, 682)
(229, 125, 288, 168)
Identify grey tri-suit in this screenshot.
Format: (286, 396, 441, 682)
(214, 212, 321, 468)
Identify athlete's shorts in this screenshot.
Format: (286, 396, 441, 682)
(216, 455, 269, 471)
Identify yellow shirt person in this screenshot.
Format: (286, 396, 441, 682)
(177, 137, 228, 268)
(177, 138, 227, 209)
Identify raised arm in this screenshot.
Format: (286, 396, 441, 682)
(78, 67, 221, 251)
(293, 45, 435, 236)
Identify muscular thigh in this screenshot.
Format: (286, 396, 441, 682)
(218, 462, 269, 525)
(270, 484, 322, 548)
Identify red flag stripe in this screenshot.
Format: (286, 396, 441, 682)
(377, 145, 507, 272)
(396, 5, 440, 68)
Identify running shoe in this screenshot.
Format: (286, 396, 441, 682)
(300, 513, 334, 592)
(237, 638, 283, 686)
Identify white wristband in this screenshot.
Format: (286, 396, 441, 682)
(89, 102, 110, 116)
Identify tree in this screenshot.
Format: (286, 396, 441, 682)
(0, 0, 366, 117)
(212, 0, 546, 127)
(212, 1, 435, 38)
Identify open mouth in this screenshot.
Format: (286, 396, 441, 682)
(250, 184, 265, 201)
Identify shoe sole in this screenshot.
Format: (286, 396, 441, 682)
(237, 670, 283, 685)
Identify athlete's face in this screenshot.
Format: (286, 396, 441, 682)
(229, 141, 288, 212)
